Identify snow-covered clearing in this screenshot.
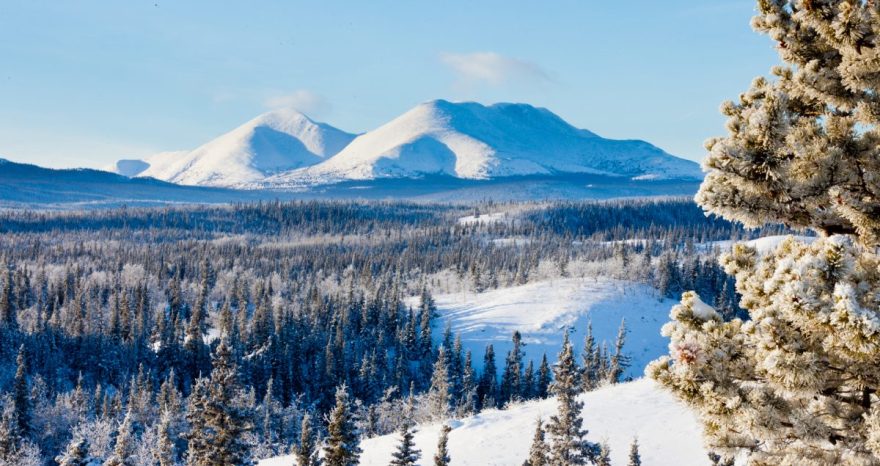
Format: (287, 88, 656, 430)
(259, 378, 708, 466)
(704, 234, 815, 254)
(420, 277, 674, 379)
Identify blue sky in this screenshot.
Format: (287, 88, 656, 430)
(0, 0, 778, 169)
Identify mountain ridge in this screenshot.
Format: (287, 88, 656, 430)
(110, 100, 702, 190)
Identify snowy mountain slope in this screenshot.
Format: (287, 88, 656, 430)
(259, 378, 708, 466)
(110, 109, 356, 187)
(265, 100, 702, 186)
(416, 277, 674, 379)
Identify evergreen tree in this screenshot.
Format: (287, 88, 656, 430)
(156, 410, 177, 466)
(500, 331, 525, 404)
(523, 418, 548, 466)
(581, 322, 599, 391)
(428, 346, 451, 420)
(433, 424, 452, 466)
(56, 436, 89, 466)
(104, 407, 136, 466)
(0, 265, 15, 329)
(324, 384, 361, 466)
(546, 332, 598, 465)
(293, 414, 321, 466)
(607, 318, 629, 384)
(595, 442, 611, 466)
(628, 438, 641, 466)
(537, 354, 551, 399)
(0, 403, 18, 462)
(13, 345, 31, 440)
(478, 345, 498, 408)
(648, 1, 880, 463)
(185, 337, 252, 466)
(389, 396, 420, 466)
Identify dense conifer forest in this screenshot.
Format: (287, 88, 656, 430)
(0, 199, 787, 464)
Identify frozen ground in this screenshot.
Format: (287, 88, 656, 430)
(259, 378, 708, 466)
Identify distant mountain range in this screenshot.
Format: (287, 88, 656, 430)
(1, 100, 704, 207)
(108, 100, 702, 190)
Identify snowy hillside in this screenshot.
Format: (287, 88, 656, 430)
(419, 278, 674, 379)
(109, 109, 356, 187)
(266, 100, 702, 186)
(260, 378, 708, 466)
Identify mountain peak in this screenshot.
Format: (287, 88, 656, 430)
(109, 109, 356, 187)
(276, 100, 699, 183)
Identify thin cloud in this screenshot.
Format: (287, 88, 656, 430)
(440, 52, 551, 87)
(264, 89, 331, 117)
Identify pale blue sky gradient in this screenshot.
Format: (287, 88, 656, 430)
(0, 1, 778, 169)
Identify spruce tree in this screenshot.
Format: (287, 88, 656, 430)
(628, 437, 641, 466)
(607, 319, 629, 384)
(324, 384, 361, 466)
(595, 442, 611, 466)
(428, 346, 451, 420)
(478, 344, 498, 408)
(546, 332, 598, 465)
(581, 322, 598, 392)
(389, 396, 420, 466)
(0, 403, 18, 462)
(156, 409, 177, 466)
(56, 436, 89, 466)
(12, 345, 30, 440)
(293, 414, 321, 466)
(647, 1, 880, 463)
(0, 266, 14, 329)
(433, 424, 452, 466)
(523, 418, 548, 466)
(104, 407, 136, 466)
(185, 337, 252, 466)
(537, 354, 551, 399)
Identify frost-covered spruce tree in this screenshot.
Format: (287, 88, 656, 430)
(428, 346, 452, 420)
(433, 424, 452, 466)
(595, 442, 611, 466)
(546, 332, 599, 465)
(56, 436, 89, 466)
(155, 410, 177, 466)
(104, 407, 136, 466)
(523, 418, 548, 466)
(647, 1, 880, 464)
(293, 414, 321, 466)
(13, 345, 31, 441)
(628, 438, 640, 466)
(389, 396, 420, 466)
(323, 384, 361, 466)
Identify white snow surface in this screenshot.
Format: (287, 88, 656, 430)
(259, 378, 708, 466)
(416, 277, 675, 380)
(706, 235, 816, 254)
(263, 100, 702, 186)
(109, 109, 356, 187)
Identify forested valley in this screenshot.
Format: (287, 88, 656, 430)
(0, 199, 788, 465)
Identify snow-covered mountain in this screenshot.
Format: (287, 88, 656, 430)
(109, 109, 356, 187)
(264, 100, 701, 187)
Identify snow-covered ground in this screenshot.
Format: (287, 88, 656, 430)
(417, 277, 674, 379)
(259, 378, 708, 466)
(705, 235, 815, 254)
(456, 211, 511, 226)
